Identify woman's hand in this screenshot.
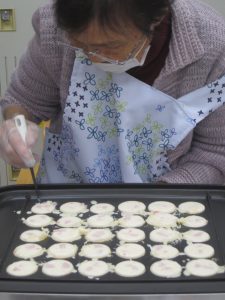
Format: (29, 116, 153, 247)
(0, 117, 39, 168)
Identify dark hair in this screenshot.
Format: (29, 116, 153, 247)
(54, 0, 171, 35)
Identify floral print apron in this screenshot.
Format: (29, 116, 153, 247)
(37, 54, 225, 184)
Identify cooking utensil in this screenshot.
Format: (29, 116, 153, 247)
(14, 114, 40, 201)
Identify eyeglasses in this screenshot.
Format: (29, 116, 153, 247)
(59, 35, 148, 65)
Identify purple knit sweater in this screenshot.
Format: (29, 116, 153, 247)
(1, 0, 225, 184)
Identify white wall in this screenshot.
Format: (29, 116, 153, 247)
(202, 0, 225, 17)
(0, 0, 47, 186)
(0, 0, 47, 96)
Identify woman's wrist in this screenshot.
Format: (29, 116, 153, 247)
(2, 105, 32, 121)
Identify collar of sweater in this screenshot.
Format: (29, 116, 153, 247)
(162, 0, 205, 76)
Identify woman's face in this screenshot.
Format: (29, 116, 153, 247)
(68, 20, 150, 64)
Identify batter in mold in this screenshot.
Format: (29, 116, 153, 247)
(118, 201, 146, 215)
(42, 259, 75, 277)
(148, 201, 176, 214)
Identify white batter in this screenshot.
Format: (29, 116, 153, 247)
(20, 229, 48, 243)
(87, 214, 114, 228)
(56, 216, 82, 228)
(181, 216, 208, 228)
(149, 228, 181, 243)
(13, 243, 44, 259)
(79, 244, 111, 259)
(85, 228, 114, 243)
(150, 244, 179, 259)
(78, 260, 109, 278)
(23, 214, 53, 228)
(185, 259, 221, 277)
(116, 228, 145, 243)
(118, 201, 146, 215)
(60, 202, 87, 214)
(90, 203, 115, 214)
(7, 260, 38, 277)
(51, 228, 81, 243)
(118, 215, 145, 228)
(116, 243, 145, 259)
(148, 201, 176, 214)
(184, 243, 215, 259)
(42, 259, 75, 277)
(178, 201, 205, 214)
(115, 261, 145, 277)
(147, 213, 178, 228)
(31, 201, 57, 214)
(182, 230, 210, 243)
(47, 243, 78, 259)
(150, 260, 182, 278)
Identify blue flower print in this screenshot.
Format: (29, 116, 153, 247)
(109, 83, 123, 98)
(52, 150, 60, 162)
(97, 145, 106, 156)
(89, 177, 101, 184)
(108, 145, 118, 156)
(61, 148, 80, 164)
(90, 90, 100, 101)
(100, 169, 108, 182)
(116, 128, 124, 136)
(103, 159, 110, 169)
(142, 138, 153, 151)
(126, 129, 134, 139)
(103, 105, 116, 118)
(87, 126, 99, 140)
(100, 91, 113, 102)
(75, 119, 85, 130)
(141, 127, 152, 138)
(159, 129, 176, 150)
(170, 128, 177, 136)
(61, 124, 73, 143)
(109, 165, 117, 177)
(134, 134, 141, 147)
(69, 171, 82, 182)
(114, 112, 122, 126)
(84, 167, 96, 178)
(186, 116, 196, 125)
(94, 158, 102, 169)
(98, 130, 107, 142)
(140, 152, 149, 165)
(89, 145, 122, 183)
(161, 129, 170, 140)
(159, 138, 175, 150)
(161, 129, 176, 141)
(57, 162, 64, 172)
(81, 57, 92, 65)
(156, 105, 165, 112)
(84, 72, 96, 86)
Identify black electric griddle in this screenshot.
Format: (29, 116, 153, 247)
(0, 184, 225, 298)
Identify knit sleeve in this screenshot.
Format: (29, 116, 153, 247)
(160, 104, 225, 184)
(0, 7, 61, 123)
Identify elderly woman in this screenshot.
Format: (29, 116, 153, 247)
(1, 0, 225, 184)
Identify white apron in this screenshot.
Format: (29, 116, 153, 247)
(37, 54, 225, 183)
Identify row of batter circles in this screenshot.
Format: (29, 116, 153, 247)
(30, 200, 205, 216)
(13, 242, 147, 260)
(151, 259, 225, 278)
(22, 213, 208, 229)
(13, 241, 215, 261)
(6, 258, 224, 278)
(19, 228, 211, 244)
(6, 260, 141, 278)
(150, 243, 215, 259)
